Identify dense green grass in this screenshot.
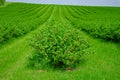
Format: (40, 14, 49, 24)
(0, 3, 120, 80)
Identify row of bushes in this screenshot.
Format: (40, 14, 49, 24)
(67, 18, 120, 43)
(0, 18, 43, 44)
(80, 23, 120, 42)
(0, 4, 52, 45)
(64, 6, 120, 43)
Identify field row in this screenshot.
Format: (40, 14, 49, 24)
(0, 3, 120, 45)
(63, 6, 120, 42)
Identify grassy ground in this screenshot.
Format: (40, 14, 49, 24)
(0, 3, 120, 80)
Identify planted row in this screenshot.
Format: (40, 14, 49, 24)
(64, 6, 120, 42)
(0, 4, 53, 44)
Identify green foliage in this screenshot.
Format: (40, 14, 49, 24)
(79, 24, 120, 42)
(64, 6, 120, 43)
(0, 4, 53, 45)
(0, 3, 120, 80)
(0, 0, 5, 5)
(28, 22, 91, 69)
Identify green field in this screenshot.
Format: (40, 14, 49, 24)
(0, 3, 120, 80)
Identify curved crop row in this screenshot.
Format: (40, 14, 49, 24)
(63, 6, 120, 42)
(0, 4, 54, 45)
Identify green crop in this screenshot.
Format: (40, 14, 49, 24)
(28, 21, 91, 69)
(63, 6, 120, 42)
(0, 4, 54, 44)
(0, 3, 120, 80)
(0, 0, 5, 5)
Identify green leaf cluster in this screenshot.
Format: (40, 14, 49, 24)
(28, 22, 91, 69)
(0, 0, 5, 5)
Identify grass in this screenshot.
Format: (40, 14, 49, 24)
(0, 3, 120, 80)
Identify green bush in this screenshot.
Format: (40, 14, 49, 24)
(0, 0, 5, 5)
(73, 22, 120, 43)
(28, 23, 91, 69)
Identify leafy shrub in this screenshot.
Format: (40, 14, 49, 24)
(28, 23, 91, 69)
(80, 24, 120, 42)
(0, 0, 5, 5)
